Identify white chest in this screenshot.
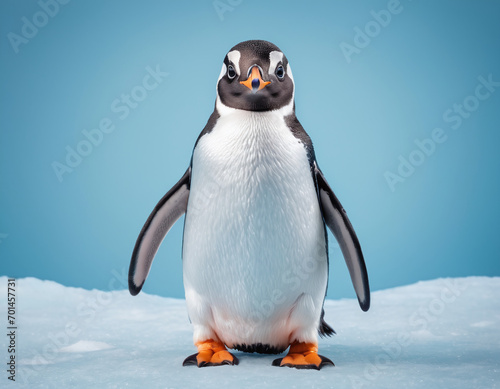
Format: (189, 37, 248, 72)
(182, 111, 327, 345)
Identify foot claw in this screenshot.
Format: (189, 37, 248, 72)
(182, 353, 199, 366)
(318, 355, 335, 368)
(271, 357, 283, 367)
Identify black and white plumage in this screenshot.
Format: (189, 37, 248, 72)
(128, 40, 369, 368)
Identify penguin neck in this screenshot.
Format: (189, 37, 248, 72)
(215, 95, 295, 121)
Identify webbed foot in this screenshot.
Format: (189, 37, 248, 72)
(272, 342, 334, 370)
(183, 339, 239, 367)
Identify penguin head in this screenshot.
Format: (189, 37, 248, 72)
(216, 40, 294, 113)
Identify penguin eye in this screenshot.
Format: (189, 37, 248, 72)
(275, 65, 285, 80)
(227, 65, 236, 80)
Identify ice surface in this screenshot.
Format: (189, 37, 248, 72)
(0, 276, 499, 388)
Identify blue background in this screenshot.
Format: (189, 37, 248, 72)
(1, 0, 499, 301)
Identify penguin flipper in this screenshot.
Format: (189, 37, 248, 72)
(314, 164, 370, 311)
(128, 167, 191, 296)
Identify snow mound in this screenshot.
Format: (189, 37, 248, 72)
(0, 276, 499, 388)
(60, 340, 114, 353)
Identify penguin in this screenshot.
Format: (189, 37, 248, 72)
(128, 40, 370, 370)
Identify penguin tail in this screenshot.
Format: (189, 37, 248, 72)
(318, 309, 336, 337)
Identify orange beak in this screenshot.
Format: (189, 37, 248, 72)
(240, 66, 271, 92)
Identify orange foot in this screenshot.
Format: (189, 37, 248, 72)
(183, 339, 239, 367)
(272, 342, 334, 370)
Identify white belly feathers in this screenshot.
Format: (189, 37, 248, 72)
(182, 110, 328, 348)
